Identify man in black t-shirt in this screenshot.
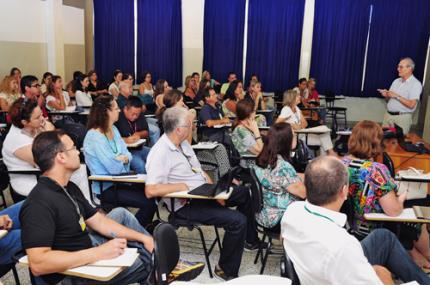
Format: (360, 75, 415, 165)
(20, 130, 153, 285)
(198, 88, 233, 147)
(115, 96, 151, 174)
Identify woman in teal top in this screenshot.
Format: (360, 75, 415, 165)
(83, 95, 156, 227)
(253, 122, 306, 229)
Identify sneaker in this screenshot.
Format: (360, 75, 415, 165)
(168, 260, 205, 282)
(214, 265, 236, 281)
(244, 240, 269, 251)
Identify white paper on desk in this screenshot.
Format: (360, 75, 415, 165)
(90, 174, 146, 180)
(398, 169, 430, 181)
(401, 282, 419, 285)
(213, 123, 232, 128)
(126, 139, 146, 148)
(19, 256, 121, 278)
(305, 125, 331, 133)
(90, 248, 138, 267)
(0, 230, 8, 239)
(365, 208, 417, 220)
(192, 142, 218, 150)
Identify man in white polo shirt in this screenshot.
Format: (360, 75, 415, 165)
(378, 57, 422, 134)
(145, 107, 262, 281)
(282, 156, 429, 285)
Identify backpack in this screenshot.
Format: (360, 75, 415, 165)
(291, 139, 314, 172)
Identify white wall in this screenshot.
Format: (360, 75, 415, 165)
(182, 0, 204, 86)
(0, 0, 85, 81)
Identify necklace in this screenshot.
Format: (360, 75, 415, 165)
(104, 132, 118, 154)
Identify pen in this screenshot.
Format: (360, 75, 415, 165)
(110, 231, 117, 239)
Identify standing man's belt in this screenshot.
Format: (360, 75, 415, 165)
(388, 111, 411, 116)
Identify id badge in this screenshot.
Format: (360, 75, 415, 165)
(191, 167, 202, 173)
(79, 215, 86, 232)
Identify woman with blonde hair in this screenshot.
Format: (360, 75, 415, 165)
(0, 76, 20, 111)
(342, 120, 430, 269)
(276, 89, 335, 156)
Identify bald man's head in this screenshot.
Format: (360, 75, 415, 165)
(305, 156, 348, 206)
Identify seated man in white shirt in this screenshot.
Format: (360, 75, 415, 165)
(145, 107, 262, 281)
(282, 156, 429, 285)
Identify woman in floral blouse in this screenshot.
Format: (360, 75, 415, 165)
(343, 120, 430, 268)
(253, 122, 306, 229)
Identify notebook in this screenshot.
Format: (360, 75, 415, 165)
(126, 139, 146, 148)
(0, 230, 7, 239)
(188, 170, 234, 197)
(413, 206, 430, 220)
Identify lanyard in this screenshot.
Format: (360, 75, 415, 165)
(104, 133, 118, 154)
(304, 205, 336, 224)
(127, 120, 137, 134)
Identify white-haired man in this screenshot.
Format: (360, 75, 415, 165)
(378, 57, 422, 134)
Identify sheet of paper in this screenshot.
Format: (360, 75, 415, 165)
(126, 139, 146, 148)
(90, 248, 138, 267)
(364, 208, 417, 220)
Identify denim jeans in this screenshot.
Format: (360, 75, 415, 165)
(361, 228, 430, 284)
(61, 208, 153, 285)
(130, 146, 151, 174)
(0, 201, 23, 264)
(175, 185, 257, 277)
(147, 118, 160, 146)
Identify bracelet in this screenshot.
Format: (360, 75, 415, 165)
(255, 136, 262, 140)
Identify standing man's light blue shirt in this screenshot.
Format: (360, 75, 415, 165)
(387, 75, 422, 113)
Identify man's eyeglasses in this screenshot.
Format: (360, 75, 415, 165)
(31, 83, 41, 88)
(62, 146, 78, 153)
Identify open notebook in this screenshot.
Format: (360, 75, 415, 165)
(0, 230, 7, 239)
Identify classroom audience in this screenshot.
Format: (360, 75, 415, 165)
(45, 75, 69, 112)
(2, 98, 91, 202)
(87, 70, 107, 98)
(342, 120, 430, 268)
(0, 75, 20, 111)
(231, 99, 263, 157)
(83, 95, 156, 227)
(20, 130, 153, 285)
(220, 72, 237, 96)
(282, 156, 430, 285)
(115, 96, 151, 174)
(74, 73, 92, 107)
(40, 72, 53, 95)
(146, 107, 263, 280)
(293, 78, 309, 107)
(157, 89, 196, 143)
(222, 80, 245, 118)
(202, 70, 220, 88)
(9, 67, 22, 93)
(138, 71, 155, 106)
(116, 81, 133, 110)
(198, 87, 232, 146)
(21, 75, 48, 118)
(154, 79, 170, 108)
(183, 75, 199, 107)
(253, 122, 306, 230)
(277, 89, 335, 156)
(108, 69, 123, 98)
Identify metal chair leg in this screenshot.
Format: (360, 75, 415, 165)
(214, 227, 222, 251)
(254, 233, 267, 264)
(196, 227, 213, 278)
(259, 237, 272, 274)
(11, 265, 20, 285)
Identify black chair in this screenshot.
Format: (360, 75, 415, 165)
(167, 200, 222, 279)
(153, 223, 180, 285)
(280, 250, 300, 285)
(0, 263, 21, 285)
(7, 169, 41, 203)
(248, 168, 282, 274)
(324, 92, 347, 134)
(382, 151, 395, 178)
(0, 159, 10, 209)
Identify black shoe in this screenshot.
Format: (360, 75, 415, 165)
(214, 265, 236, 281)
(168, 260, 205, 282)
(244, 240, 269, 251)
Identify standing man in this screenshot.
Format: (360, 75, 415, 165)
(378, 57, 422, 134)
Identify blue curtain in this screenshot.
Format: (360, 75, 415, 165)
(245, 0, 305, 92)
(363, 0, 430, 97)
(203, 0, 246, 82)
(310, 0, 371, 97)
(93, 0, 135, 85)
(136, 0, 182, 88)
